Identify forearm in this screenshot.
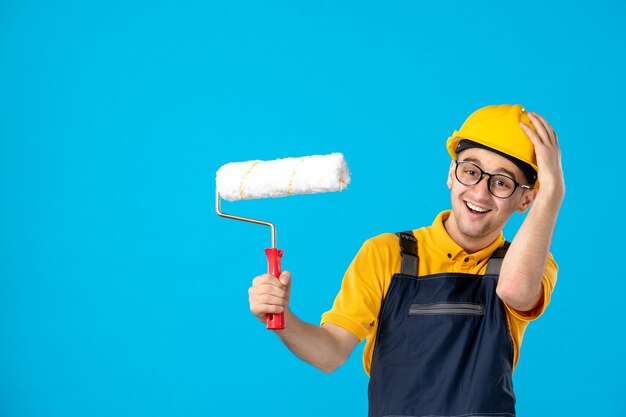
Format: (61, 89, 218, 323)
(498, 191, 562, 310)
(275, 309, 356, 373)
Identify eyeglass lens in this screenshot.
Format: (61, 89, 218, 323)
(455, 161, 517, 198)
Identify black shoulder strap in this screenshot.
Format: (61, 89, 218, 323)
(396, 231, 418, 276)
(485, 241, 511, 275)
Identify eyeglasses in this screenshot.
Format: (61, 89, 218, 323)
(455, 160, 532, 199)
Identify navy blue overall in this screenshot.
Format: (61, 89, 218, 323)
(368, 231, 515, 417)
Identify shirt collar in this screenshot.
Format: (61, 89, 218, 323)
(431, 210, 505, 263)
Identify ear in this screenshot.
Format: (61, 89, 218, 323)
(517, 188, 537, 213)
(447, 160, 455, 189)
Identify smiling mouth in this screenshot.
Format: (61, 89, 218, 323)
(465, 201, 490, 214)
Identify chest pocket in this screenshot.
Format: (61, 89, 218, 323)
(408, 302, 485, 315)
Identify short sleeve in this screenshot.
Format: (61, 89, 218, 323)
(320, 235, 396, 341)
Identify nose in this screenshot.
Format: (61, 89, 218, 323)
(472, 174, 492, 197)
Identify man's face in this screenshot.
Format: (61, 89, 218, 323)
(445, 147, 536, 251)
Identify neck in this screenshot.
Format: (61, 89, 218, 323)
(443, 212, 500, 254)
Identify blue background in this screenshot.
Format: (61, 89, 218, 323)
(1, 1, 625, 416)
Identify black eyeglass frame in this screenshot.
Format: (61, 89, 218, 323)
(454, 160, 532, 199)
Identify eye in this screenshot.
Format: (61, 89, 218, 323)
(464, 168, 479, 177)
(491, 176, 513, 190)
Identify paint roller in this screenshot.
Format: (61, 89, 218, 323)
(215, 153, 350, 330)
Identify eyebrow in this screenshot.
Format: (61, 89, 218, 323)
(461, 157, 519, 181)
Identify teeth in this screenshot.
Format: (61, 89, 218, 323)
(467, 202, 489, 213)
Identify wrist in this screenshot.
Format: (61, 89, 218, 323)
(537, 179, 565, 202)
(531, 189, 564, 216)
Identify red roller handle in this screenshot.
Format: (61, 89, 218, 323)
(264, 248, 285, 330)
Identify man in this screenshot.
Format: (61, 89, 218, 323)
(248, 104, 564, 417)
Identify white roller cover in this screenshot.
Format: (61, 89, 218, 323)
(216, 153, 350, 201)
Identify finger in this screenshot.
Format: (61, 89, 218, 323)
(530, 112, 557, 146)
(249, 292, 288, 308)
(250, 302, 284, 316)
(527, 112, 550, 144)
(279, 271, 291, 287)
(249, 282, 288, 298)
(520, 121, 542, 147)
(252, 273, 288, 290)
(554, 129, 559, 148)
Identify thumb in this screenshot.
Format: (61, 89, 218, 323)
(279, 271, 292, 287)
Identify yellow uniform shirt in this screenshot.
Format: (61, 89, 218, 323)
(321, 210, 557, 375)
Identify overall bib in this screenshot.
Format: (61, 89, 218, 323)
(368, 232, 516, 417)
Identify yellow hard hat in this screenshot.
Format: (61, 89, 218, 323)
(446, 104, 538, 173)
